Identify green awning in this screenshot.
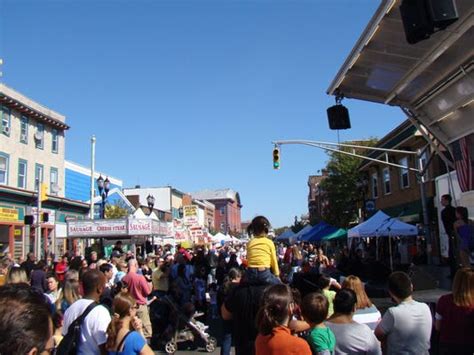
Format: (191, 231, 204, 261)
(322, 228, 347, 241)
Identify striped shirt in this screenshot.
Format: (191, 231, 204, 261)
(353, 305, 381, 330)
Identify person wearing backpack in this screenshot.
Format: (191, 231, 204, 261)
(61, 269, 112, 354)
(106, 293, 154, 355)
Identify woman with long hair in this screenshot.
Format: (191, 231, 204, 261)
(56, 270, 81, 312)
(435, 267, 474, 355)
(106, 293, 154, 355)
(255, 284, 311, 355)
(342, 275, 381, 330)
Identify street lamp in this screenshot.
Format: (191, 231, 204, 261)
(97, 175, 110, 219)
(146, 194, 155, 216)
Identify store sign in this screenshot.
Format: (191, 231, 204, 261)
(67, 219, 128, 237)
(128, 219, 152, 235)
(183, 205, 199, 226)
(0, 207, 19, 222)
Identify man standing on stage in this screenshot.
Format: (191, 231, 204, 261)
(441, 194, 457, 276)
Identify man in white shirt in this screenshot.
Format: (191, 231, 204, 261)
(375, 271, 432, 355)
(62, 269, 111, 355)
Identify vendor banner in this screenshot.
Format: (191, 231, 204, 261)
(183, 205, 199, 226)
(67, 219, 127, 237)
(128, 219, 152, 235)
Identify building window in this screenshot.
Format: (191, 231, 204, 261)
(35, 123, 44, 149)
(20, 116, 28, 143)
(371, 172, 378, 199)
(35, 163, 44, 191)
(1, 106, 11, 136)
(399, 157, 409, 189)
(50, 167, 58, 195)
(0, 153, 9, 184)
(220, 206, 225, 215)
(18, 159, 27, 189)
(383, 167, 391, 194)
(52, 129, 59, 153)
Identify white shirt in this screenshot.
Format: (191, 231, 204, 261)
(62, 299, 111, 355)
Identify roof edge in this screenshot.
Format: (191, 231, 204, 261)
(327, 0, 396, 96)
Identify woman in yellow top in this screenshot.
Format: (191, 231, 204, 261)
(246, 216, 281, 285)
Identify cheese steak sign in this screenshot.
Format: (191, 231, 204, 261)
(67, 218, 171, 238)
(68, 219, 128, 237)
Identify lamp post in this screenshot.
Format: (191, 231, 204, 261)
(146, 194, 155, 216)
(97, 175, 110, 219)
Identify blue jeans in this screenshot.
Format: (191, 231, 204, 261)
(246, 268, 281, 285)
(220, 320, 233, 355)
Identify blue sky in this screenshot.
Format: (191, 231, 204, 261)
(1, 0, 403, 228)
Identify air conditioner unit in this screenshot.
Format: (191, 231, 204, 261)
(2, 126, 10, 135)
(34, 131, 43, 141)
(51, 184, 60, 194)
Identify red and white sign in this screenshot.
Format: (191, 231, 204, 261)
(67, 219, 127, 237)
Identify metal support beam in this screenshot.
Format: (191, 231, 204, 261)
(272, 139, 421, 172)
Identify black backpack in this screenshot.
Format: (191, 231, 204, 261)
(56, 302, 98, 355)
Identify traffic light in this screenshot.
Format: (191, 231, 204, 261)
(40, 183, 48, 202)
(273, 147, 280, 170)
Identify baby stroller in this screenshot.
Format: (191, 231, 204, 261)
(161, 296, 217, 354)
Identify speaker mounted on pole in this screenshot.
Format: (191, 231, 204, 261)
(327, 90, 351, 130)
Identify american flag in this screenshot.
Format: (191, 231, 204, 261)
(452, 135, 473, 192)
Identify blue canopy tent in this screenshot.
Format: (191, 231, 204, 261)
(300, 222, 333, 242)
(275, 229, 296, 243)
(303, 224, 339, 243)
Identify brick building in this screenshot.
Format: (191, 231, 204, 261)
(192, 189, 242, 234)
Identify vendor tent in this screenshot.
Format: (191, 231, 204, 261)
(322, 228, 347, 241)
(299, 222, 326, 241)
(301, 222, 338, 243)
(348, 210, 417, 270)
(348, 210, 417, 238)
(276, 229, 295, 242)
(294, 225, 313, 242)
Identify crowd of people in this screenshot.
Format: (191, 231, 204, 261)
(0, 215, 473, 355)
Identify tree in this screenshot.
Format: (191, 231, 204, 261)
(319, 139, 377, 228)
(105, 200, 131, 219)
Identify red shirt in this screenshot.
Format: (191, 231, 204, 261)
(55, 261, 68, 282)
(436, 293, 474, 346)
(255, 326, 311, 355)
(122, 271, 151, 305)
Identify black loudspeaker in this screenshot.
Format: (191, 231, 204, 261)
(400, 0, 433, 44)
(24, 215, 34, 225)
(426, 0, 458, 29)
(327, 104, 351, 130)
(42, 212, 49, 223)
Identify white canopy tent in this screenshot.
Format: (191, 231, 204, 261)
(348, 210, 418, 238)
(348, 210, 418, 270)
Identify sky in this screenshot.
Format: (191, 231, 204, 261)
(1, 0, 404, 228)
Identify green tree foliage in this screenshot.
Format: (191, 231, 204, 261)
(320, 139, 377, 228)
(105, 200, 131, 219)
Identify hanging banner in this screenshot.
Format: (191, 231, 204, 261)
(67, 219, 127, 237)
